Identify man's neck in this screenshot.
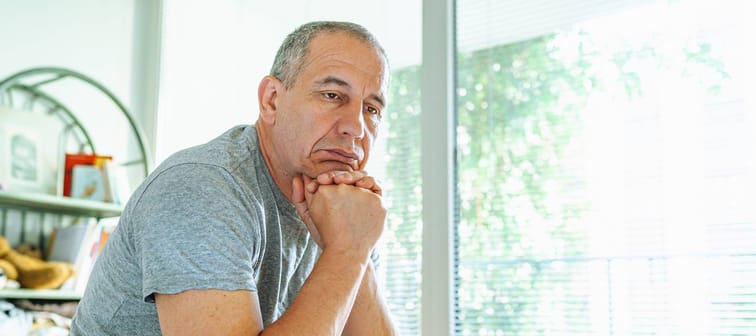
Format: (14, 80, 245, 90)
(255, 122, 294, 202)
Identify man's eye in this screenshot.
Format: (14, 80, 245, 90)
(365, 105, 381, 116)
(323, 92, 340, 100)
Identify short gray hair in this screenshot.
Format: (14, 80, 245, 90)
(270, 21, 388, 89)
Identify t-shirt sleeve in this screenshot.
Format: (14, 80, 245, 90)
(131, 163, 261, 302)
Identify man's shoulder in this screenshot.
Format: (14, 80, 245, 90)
(162, 125, 259, 171)
(125, 125, 270, 209)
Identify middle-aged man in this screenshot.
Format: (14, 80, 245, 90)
(71, 21, 397, 335)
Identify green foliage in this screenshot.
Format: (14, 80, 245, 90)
(454, 33, 595, 334)
(381, 65, 423, 334)
(381, 22, 729, 335)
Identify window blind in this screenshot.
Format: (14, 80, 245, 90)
(454, 0, 756, 334)
(379, 66, 423, 335)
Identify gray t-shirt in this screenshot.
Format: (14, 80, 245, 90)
(71, 125, 321, 335)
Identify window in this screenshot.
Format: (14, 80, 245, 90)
(454, 0, 756, 334)
(379, 65, 423, 334)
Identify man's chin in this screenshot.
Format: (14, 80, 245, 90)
(310, 161, 357, 177)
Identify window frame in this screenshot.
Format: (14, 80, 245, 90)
(420, 0, 456, 335)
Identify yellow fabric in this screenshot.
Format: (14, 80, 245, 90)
(0, 236, 74, 289)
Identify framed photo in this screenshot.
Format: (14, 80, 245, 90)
(71, 164, 107, 202)
(0, 105, 63, 195)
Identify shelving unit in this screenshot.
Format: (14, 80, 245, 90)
(0, 190, 122, 219)
(0, 190, 121, 301)
(0, 288, 84, 301)
(0, 67, 150, 301)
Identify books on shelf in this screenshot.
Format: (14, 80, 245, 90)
(46, 222, 91, 264)
(46, 218, 115, 293)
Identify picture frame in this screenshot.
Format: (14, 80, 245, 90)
(0, 105, 63, 195)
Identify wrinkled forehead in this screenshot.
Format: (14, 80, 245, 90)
(353, 41, 390, 100)
(367, 54, 390, 100)
(376, 55, 390, 93)
(305, 33, 390, 95)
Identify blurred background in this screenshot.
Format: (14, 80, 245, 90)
(2, 1, 756, 335)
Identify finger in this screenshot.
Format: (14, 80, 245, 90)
(311, 170, 354, 192)
(316, 171, 334, 185)
(306, 181, 319, 194)
(305, 175, 319, 193)
(292, 175, 305, 204)
(332, 170, 366, 184)
(293, 175, 323, 247)
(355, 176, 383, 196)
(303, 175, 318, 204)
(291, 176, 312, 223)
(291, 178, 312, 228)
(315, 170, 353, 185)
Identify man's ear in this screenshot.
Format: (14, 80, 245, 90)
(258, 75, 283, 125)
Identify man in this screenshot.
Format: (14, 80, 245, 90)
(71, 21, 397, 335)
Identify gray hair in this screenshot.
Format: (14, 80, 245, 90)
(270, 21, 388, 89)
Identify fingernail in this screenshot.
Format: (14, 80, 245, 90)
(306, 182, 317, 192)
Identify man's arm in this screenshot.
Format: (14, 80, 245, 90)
(303, 171, 398, 335)
(156, 176, 385, 335)
(156, 249, 369, 335)
(156, 289, 262, 335)
(343, 262, 397, 335)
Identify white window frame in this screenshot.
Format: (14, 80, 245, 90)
(421, 0, 455, 335)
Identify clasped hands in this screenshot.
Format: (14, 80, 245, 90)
(291, 171, 386, 257)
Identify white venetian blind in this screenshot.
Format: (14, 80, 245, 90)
(376, 65, 423, 335)
(454, 0, 756, 334)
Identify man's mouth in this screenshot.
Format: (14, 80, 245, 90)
(319, 148, 361, 168)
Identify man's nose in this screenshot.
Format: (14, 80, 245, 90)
(337, 100, 366, 139)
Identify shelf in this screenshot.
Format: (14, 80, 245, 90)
(0, 190, 122, 218)
(0, 288, 82, 300)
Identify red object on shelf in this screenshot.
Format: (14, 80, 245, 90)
(63, 153, 112, 197)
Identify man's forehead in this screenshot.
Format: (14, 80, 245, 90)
(303, 33, 389, 98)
(308, 33, 387, 68)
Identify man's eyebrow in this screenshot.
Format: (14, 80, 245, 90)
(370, 93, 386, 108)
(315, 76, 386, 108)
(315, 76, 350, 88)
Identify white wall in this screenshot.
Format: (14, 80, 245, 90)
(0, 0, 153, 188)
(0, 1, 134, 108)
(155, 0, 422, 163)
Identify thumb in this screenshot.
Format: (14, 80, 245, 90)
(302, 175, 321, 209)
(292, 175, 323, 247)
(292, 175, 305, 204)
(291, 175, 310, 219)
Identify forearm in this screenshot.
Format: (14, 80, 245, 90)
(343, 263, 397, 336)
(261, 248, 369, 336)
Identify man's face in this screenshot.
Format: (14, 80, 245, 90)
(271, 32, 388, 178)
